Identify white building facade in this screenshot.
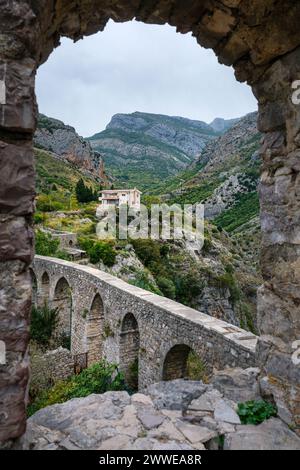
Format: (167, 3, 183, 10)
(100, 188, 142, 210)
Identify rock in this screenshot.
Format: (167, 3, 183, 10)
(131, 393, 154, 407)
(212, 367, 261, 403)
(87, 112, 218, 186)
(188, 389, 223, 412)
(224, 418, 300, 450)
(137, 409, 165, 430)
(146, 379, 207, 411)
(259, 376, 294, 426)
(19, 389, 215, 450)
(34, 114, 104, 178)
(214, 400, 241, 425)
(148, 421, 184, 441)
(176, 421, 218, 444)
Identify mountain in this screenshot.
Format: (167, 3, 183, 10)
(157, 112, 261, 232)
(34, 114, 105, 180)
(86, 112, 222, 189)
(209, 117, 241, 133)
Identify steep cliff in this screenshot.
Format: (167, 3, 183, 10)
(159, 112, 261, 232)
(34, 114, 105, 180)
(87, 112, 238, 189)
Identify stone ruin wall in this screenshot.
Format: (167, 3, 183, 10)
(1, 0, 300, 443)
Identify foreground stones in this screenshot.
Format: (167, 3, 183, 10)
(17, 377, 300, 451)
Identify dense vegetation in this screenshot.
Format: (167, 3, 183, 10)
(28, 361, 126, 417)
(35, 230, 70, 260)
(75, 178, 99, 203)
(78, 238, 117, 266)
(214, 192, 259, 232)
(30, 305, 59, 349)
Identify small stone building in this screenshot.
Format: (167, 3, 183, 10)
(100, 188, 141, 210)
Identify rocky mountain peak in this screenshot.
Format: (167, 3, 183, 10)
(34, 114, 105, 180)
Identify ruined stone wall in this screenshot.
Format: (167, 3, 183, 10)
(30, 347, 74, 389)
(32, 256, 257, 392)
(1, 0, 300, 444)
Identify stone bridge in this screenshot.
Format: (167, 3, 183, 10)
(1, 0, 300, 443)
(31, 256, 257, 390)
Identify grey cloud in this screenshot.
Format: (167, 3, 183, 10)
(36, 20, 257, 137)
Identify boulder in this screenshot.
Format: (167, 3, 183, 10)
(212, 367, 261, 403)
(224, 418, 300, 450)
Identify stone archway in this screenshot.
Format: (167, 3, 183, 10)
(87, 293, 104, 366)
(1, 0, 300, 443)
(52, 277, 72, 350)
(41, 271, 50, 306)
(162, 344, 207, 382)
(119, 313, 140, 391)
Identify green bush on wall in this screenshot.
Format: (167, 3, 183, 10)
(78, 237, 116, 266)
(30, 304, 59, 349)
(28, 361, 126, 416)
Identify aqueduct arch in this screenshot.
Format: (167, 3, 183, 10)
(119, 312, 140, 391)
(40, 271, 50, 305)
(163, 344, 193, 381)
(52, 277, 72, 350)
(1, 0, 300, 442)
(87, 293, 105, 366)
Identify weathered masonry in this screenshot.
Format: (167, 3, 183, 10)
(1, 0, 300, 443)
(32, 255, 257, 389)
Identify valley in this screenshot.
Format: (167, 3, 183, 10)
(33, 110, 261, 334)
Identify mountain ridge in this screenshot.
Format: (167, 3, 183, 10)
(86, 111, 241, 189)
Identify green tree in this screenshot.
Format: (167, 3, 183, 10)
(75, 178, 98, 203)
(30, 304, 59, 348)
(35, 230, 60, 256)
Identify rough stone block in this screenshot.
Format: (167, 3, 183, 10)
(0, 139, 35, 216)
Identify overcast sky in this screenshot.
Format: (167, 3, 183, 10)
(36, 20, 257, 137)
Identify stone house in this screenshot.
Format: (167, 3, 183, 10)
(100, 188, 142, 209)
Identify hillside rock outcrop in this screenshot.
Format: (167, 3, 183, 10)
(16, 375, 300, 450)
(87, 112, 223, 187)
(34, 114, 104, 179)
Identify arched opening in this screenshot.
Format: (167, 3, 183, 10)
(41, 272, 50, 305)
(52, 277, 72, 350)
(87, 293, 105, 365)
(69, 240, 73, 247)
(29, 269, 38, 307)
(162, 344, 207, 382)
(2, 0, 300, 445)
(119, 313, 140, 391)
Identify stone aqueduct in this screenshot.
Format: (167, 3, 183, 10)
(1, 0, 300, 443)
(31, 256, 257, 390)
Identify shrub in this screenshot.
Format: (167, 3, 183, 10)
(35, 230, 60, 257)
(174, 269, 204, 305)
(156, 276, 176, 300)
(187, 351, 209, 383)
(36, 194, 65, 212)
(27, 361, 126, 416)
(89, 241, 116, 266)
(34, 212, 45, 225)
(78, 237, 116, 266)
(214, 272, 241, 304)
(75, 178, 98, 203)
(237, 400, 277, 425)
(30, 304, 59, 348)
(129, 271, 162, 295)
(131, 239, 161, 267)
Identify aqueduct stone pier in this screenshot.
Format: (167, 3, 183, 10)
(1, 0, 300, 443)
(31, 256, 257, 390)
